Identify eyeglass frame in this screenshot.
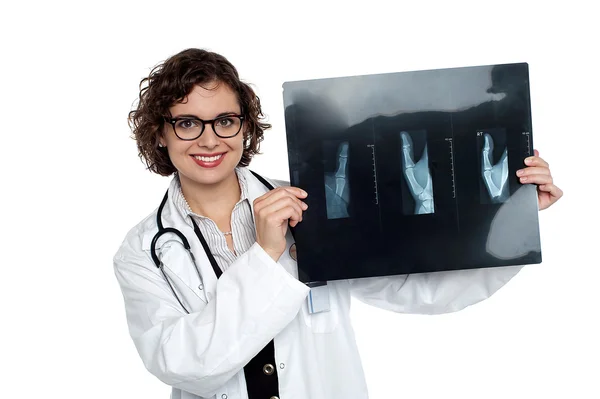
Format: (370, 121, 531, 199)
(163, 114, 246, 140)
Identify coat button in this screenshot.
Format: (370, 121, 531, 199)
(279, 363, 285, 369)
(263, 363, 275, 375)
(221, 395, 227, 399)
(270, 397, 279, 399)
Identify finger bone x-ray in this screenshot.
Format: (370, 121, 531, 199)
(283, 63, 541, 283)
(324, 141, 350, 219)
(480, 131, 510, 203)
(399, 131, 435, 215)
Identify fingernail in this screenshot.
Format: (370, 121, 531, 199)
(525, 157, 533, 164)
(301, 202, 308, 209)
(520, 176, 527, 182)
(516, 169, 524, 176)
(302, 190, 308, 196)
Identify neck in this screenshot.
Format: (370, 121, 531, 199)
(179, 170, 241, 221)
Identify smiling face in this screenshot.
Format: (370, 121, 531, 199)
(160, 81, 244, 191)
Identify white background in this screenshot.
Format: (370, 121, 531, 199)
(1, 1, 598, 398)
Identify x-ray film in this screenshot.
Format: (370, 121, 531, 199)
(283, 63, 541, 283)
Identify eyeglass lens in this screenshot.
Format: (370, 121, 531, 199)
(174, 116, 242, 139)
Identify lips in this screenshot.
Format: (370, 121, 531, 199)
(190, 152, 226, 168)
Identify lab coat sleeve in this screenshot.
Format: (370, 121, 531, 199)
(349, 265, 523, 315)
(271, 176, 522, 315)
(113, 233, 310, 397)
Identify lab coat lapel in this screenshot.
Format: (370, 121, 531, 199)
(163, 182, 219, 299)
(242, 167, 273, 224)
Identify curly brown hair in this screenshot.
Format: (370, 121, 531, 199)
(128, 48, 271, 176)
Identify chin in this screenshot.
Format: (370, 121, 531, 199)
(183, 165, 238, 187)
(192, 171, 228, 185)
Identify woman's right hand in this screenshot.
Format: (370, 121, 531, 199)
(253, 187, 308, 262)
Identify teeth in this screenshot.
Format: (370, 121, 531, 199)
(194, 154, 223, 162)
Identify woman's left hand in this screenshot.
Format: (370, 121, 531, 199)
(516, 149, 563, 210)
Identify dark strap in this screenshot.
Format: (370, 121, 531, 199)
(249, 169, 275, 190)
(190, 217, 223, 279)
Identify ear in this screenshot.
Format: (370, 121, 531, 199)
(158, 129, 167, 148)
(243, 129, 252, 148)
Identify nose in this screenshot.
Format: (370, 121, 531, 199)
(196, 123, 221, 149)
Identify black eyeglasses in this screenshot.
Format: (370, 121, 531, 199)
(163, 114, 245, 140)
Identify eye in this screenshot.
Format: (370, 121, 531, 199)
(216, 117, 234, 128)
(175, 119, 200, 129)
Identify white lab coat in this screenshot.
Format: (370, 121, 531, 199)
(113, 167, 523, 399)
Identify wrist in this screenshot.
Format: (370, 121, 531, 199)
(266, 248, 283, 262)
(259, 245, 282, 262)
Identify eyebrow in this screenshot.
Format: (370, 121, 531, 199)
(171, 111, 240, 119)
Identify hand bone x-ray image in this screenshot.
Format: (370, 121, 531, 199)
(479, 129, 510, 204)
(399, 131, 435, 215)
(324, 141, 350, 219)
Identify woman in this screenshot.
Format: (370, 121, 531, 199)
(114, 48, 563, 399)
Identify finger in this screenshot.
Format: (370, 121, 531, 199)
(258, 186, 307, 203)
(518, 173, 553, 185)
(254, 187, 307, 211)
(524, 155, 549, 168)
(284, 186, 308, 198)
(259, 196, 305, 224)
(534, 149, 540, 157)
(538, 183, 563, 199)
(516, 166, 551, 177)
(267, 205, 303, 227)
(290, 218, 300, 228)
(257, 190, 307, 214)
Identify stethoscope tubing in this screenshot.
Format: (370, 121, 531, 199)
(149, 171, 299, 314)
(151, 191, 205, 314)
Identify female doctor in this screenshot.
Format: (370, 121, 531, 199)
(114, 48, 563, 399)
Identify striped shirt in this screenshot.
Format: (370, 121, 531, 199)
(172, 168, 256, 273)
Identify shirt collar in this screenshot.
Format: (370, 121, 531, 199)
(172, 167, 249, 219)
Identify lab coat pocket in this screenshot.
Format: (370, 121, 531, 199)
(301, 287, 340, 333)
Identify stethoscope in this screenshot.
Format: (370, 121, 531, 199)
(150, 171, 277, 314)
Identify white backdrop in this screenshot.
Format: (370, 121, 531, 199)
(1, 1, 598, 398)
